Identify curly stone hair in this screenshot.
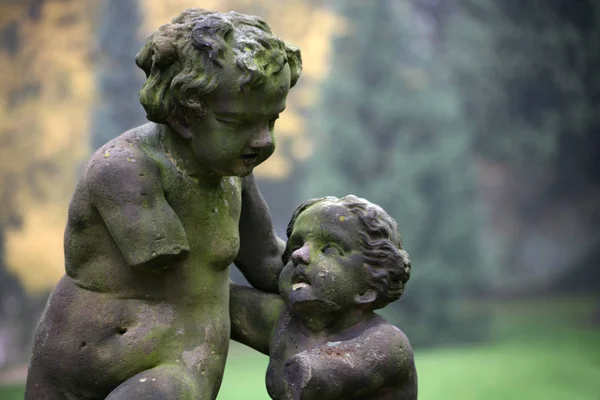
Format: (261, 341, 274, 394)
(283, 195, 411, 310)
(135, 8, 302, 123)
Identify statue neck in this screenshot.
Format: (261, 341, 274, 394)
(157, 123, 222, 185)
(294, 304, 374, 336)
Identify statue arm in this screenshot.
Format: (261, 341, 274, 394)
(230, 283, 285, 355)
(234, 173, 285, 293)
(86, 149, 189, 273)
(282, 325, 414, 400)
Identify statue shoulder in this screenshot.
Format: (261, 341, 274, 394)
(365, 316, 414, 354)
(364, 318, 416, 382)
(83, 124, 162, 193)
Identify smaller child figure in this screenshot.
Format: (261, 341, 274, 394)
(231, 195, 417, 400)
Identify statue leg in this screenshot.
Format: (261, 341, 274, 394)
(105, 364, 198, 400)
(24, 361, 67, 400)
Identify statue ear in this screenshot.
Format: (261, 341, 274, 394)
(167, 108, 193, 140)
(354, 289, 377, 306)
(285, 42, 302, 88)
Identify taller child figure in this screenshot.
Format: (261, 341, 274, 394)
(25, 9, 302, 400)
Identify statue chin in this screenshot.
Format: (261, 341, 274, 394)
(288, 293, 342, 318)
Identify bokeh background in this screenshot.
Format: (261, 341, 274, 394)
(0, 0, 599, 398)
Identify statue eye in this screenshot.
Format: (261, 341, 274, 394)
(216, 117, 244, 128)
(321, 244, 341, 255)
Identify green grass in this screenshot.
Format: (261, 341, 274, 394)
(2, 296, 599, 399)
(417, 328, 600, 400)
(0, 385, 24, 400)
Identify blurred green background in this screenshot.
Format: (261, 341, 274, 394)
(1, 0, 599, 398)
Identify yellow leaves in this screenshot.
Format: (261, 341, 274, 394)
(276, 111, 304, 135)
(0, 0, 96, 203)
(258, 152, 291, 180)
(0, 0, 99, 292)
(271, 6, 346, 81)
(0, 4, 22, 21)
(290, 136, 312, 161)
(293, 86, 318, 109)
(5, 203, 67, 293)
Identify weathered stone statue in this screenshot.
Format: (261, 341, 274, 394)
(231, 195, 418, 400)
(25, 9, 301, 400)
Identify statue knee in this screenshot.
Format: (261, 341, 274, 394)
(105, 365, 197, 400)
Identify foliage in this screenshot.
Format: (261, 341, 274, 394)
(449, 0, 600, 182)
(445, 0, 600, 289)
(299, 0, 489, 346)
(0, 0, 98, 291)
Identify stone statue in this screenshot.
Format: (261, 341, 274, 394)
(25, 9, 301, 400)
(231, 195, 418, 400)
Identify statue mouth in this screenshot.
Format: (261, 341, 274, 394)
(292, 282, 309, 291)
(240, 153, 258, 163)
(291, 272, 310, 291)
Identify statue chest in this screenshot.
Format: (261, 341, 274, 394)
(164, 174, 242, 267)
(266, 313, 326, 399)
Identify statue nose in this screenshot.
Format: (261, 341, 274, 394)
(291, 244, 310, 266)
(249, 127, 274, 151)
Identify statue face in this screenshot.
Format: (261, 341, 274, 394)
(279, 203, 369, 316)
(180, 64, 291, 177)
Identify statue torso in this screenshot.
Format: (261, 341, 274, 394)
(41, 123, 241, 399)
(266, 309, 417, 400)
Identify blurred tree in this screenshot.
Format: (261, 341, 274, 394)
(0, 0, 41, 369)
(93, 0, 146, 149)
(299, 0, 489, 346)
(0, 0, 97, 290)
(447, 0, 600, 291)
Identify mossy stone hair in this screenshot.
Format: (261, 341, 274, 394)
(284, 195, 412, 310)
(136, 8, 302, 123)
